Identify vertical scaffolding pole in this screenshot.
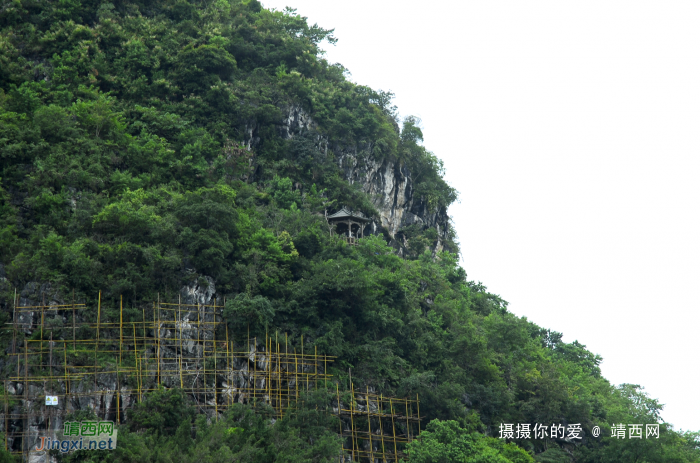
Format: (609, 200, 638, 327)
(4, 380, 8, 452)
(157, 295, 161, 386)
(226, 326, 230, 408)
(72, 290, 76, 349)
(154, 304, 159, 387)
(367, 386, 373, 461)
(294, 348, 299, 403)
(64, 343, 69, 398)
(405, 401, 410, 440)
(379, 394, 386, 462)
(277, 335, 281, 416)
(133, 323, 139, 402)
(142, 305, 147, 394)
(116, 371, 120, 424)
(266, 332, 271, 406)
(285, 333, 289, 407)
(96, 291, 101, 341)
(119, 295, 123, 364)
(12, 287, 16, 339)
(13, 289, 17, 379)
(6, 295, 349, 456)
(202, 304, 206, 404)
(336, 383, 343, 441)
(350, 382, 356, 461)
(302, 335, 307, 391)
(246, 324, 250, 405)
(417, 393, 421, 434)
(12, 288, 22, 378)
(214, 327, 218, 421)
(137, 355, 142, 403)
(390, 399, 398, 461)
(142, 307, 146, 353)
(94, 291, 101, 414)
(24, 339, 27, 462)
(49, 332, 53, 396)
(270, 331, 282, 416)
(179, 295, 183, 389)
(197, 303, 201, 393)
(93, 336, 98, 402)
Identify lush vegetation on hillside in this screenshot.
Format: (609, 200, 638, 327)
(0, 0, 698, 462)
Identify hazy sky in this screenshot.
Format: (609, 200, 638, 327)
(262, 0, 700, 432)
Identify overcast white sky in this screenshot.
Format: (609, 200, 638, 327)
(262, 0, 700, 432)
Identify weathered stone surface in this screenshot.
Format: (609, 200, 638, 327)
(180, 276, 217, 307)
(277, 105, 451, 252)
(0, 103, 448, 455)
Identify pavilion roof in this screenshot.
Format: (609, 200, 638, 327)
(327, 207, 371, 222)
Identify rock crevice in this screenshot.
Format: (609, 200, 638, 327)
(277, 105, 451, 250)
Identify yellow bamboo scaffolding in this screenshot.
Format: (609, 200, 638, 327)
(63, 343, 69, 396)
(350, 382, 357, 460)
(3, 294, 421, 462)
(379, 394, 386, 461)
(214, 327, 218, 421)
(4, 380, 8, 452)
(179, 295, 184, 389)
(390, 399, 398, 461)
(120, 295, 123, 364)
(96, 290, 101, 341)
(366, 386, 373, 461)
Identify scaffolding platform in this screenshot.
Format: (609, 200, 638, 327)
(2, 292, 420, 462)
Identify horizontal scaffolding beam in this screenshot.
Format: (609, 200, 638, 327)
(3, 294, 419, 462)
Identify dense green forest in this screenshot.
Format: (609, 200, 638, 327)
(0, 0, 698, 461)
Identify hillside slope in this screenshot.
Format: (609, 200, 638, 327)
(0, 1, 698, 462)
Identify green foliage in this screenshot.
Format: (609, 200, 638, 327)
(0, 1, 697, 461)
(572, 385, 700, 463)
(128, 387, 195, 436)
(0, 439, 18, 463)
(534, 447, 571, 463)
(407, 419, 533, 463)
(57, 389, 341, 463)
(224, 292, 275, 337)
(267, 175, 300, 210)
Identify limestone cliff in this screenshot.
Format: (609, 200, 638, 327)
(1, 279, 249, 460)
(249, 105, 452, 253)
(333, 144, 451, 254)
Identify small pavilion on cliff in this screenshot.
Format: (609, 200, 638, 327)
(327, 207, 371, 245)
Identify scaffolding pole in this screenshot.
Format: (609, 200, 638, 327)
(6, 296, 423, 461)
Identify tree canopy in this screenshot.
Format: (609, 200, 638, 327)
(0, 1, 698, 462)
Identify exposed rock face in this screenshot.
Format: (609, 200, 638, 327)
(16, 282, 63, 335)
(0, 278, 278, 458)
(281, 105, 315, 139)
(180, 276, 217, 306)
(333, 144, 450, 250)
(267, 105, 451, 251)
(3, 105, 450, 458)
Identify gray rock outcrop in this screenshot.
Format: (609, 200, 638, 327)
(244, 104, 451, 252)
